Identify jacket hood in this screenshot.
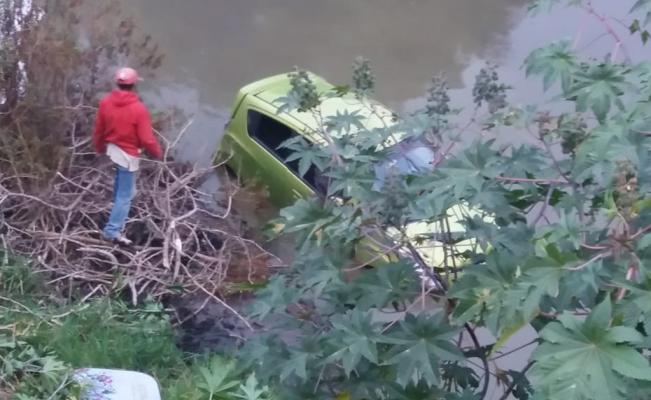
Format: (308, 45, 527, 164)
(108, 89, 140, 107)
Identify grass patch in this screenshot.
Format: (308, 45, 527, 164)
(0, 252, 273, 399)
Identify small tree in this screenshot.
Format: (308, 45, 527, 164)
(0, 0, 163, 182)
(241, 1, 651, 399)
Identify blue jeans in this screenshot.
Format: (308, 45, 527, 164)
(103, 165, 135, 239)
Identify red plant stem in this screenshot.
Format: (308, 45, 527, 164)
(583, 1, 631, 63)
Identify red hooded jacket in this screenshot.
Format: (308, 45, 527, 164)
(93, 90, 162, 159)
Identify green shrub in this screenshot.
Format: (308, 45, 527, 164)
(0, 251, 40, 297)
(29, 299, 185, 380)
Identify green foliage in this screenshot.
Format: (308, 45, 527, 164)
(630, 1, 651, 44)
(0, 254, 79, 398)
(384, 313, 464, 388)
(524, 40, 578, 93)
(235, 374, 275, 400)
(472, 62, 510, 113)
(0, 251, 40, 297)
(567, 62, 632, 122)
(426, 74, 453, 142)
(0, 257, 261, 400)
(278, 68, 321, 113)
(352, 57, 375, 97)
(0, 335, 81, 399)
(531, 298, 651, 400)
(527, 0, 563, 15)
(196, 356, 240, 396)
(0, 290, 266, 400)
(527, 0, 582, 15)
(32, 299, 185, 376)
(240, 1, 651, 399)
(164, 355, 275, 400)
(0, 0, 163, 182)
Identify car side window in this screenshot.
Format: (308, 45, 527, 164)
(247, 109, 327, 196)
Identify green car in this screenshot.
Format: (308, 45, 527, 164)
(217, 72, 482, 280)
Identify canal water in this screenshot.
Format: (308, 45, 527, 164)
(122, 0, 645, 165)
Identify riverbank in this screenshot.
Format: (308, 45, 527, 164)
(0, 253, 271, 399)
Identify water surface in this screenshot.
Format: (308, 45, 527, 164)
(125, 0, 525, 164)
(122, 0, 646, 164)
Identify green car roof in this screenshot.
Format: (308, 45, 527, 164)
(227, 71, 490, 276)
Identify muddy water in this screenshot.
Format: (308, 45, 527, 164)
(105, 1, 646, 398)
(124, 0, 646, 165)
(126, 0, 524, 166)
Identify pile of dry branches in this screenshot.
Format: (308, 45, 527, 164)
(0, 0, 281, 330)
(0, 130, 277, 311)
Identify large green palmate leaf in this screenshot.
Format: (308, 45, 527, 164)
(450, 253, 521, 334)
(449, 249, 558, 335)
(566, 63, 634, 122)
(451, 245, 577, 349)
(350, 261, 421, 309)
(524, 40, 578, 93)
(279, 351, 310, 382)
(326, 310, 382, 377)
(461, 218, 532, 259)
(496, 245, 578, 339)
(499, 145, 550, 178)
(438, 139, 503, 197)
(571, 116, 646, 189)
(324, 109, 367, 135)
(248, 275, 299, 319)
(616, 274, 651, 325)
(531, 297, 651, 400)
(235, 374, 275, 400)
(196, 356, 241, 397)
(381, 312, 463, 388)
(282, 136, 330, 178)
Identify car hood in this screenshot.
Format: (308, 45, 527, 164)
(385, 203, 486, 270)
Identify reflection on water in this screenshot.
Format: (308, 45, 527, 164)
(128, 0, 524, 102)
(123, 0, 526, 165)
(114, 0, 647, 166)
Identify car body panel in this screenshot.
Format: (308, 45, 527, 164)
(217, 72, 482, 269)
(219, 93, 312, 206)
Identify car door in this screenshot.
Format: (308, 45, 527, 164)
(241, 107, 319, 207)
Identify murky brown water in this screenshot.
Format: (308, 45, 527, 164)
(96, 1, 646, 398)
(121, 0, 645, 166)
(128, 0, 523, 102)
(119, 0, 518, 167)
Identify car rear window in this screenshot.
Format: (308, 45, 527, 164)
(247, 110, 327, 196)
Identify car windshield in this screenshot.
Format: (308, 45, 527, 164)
(372, 139, 436, 190)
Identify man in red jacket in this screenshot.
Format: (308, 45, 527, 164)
(93, 67, 163, 245)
